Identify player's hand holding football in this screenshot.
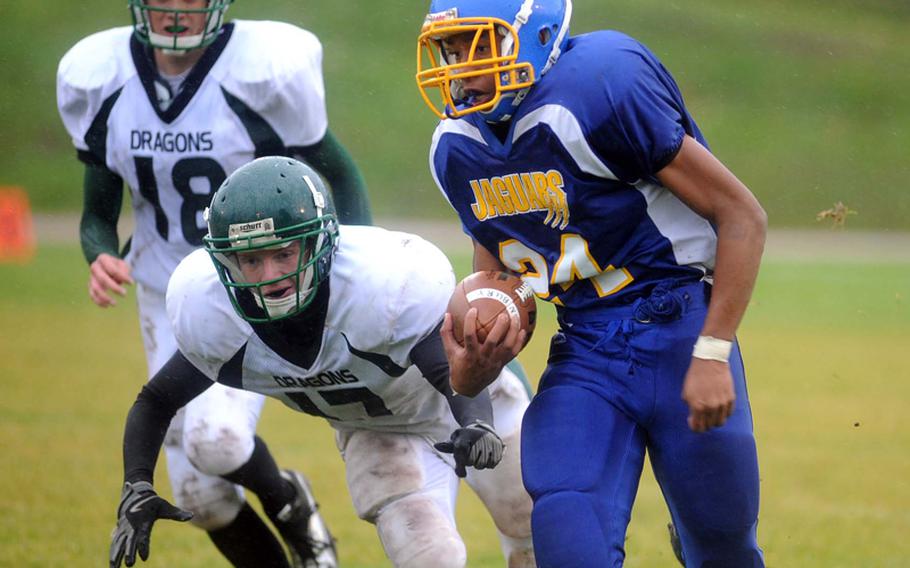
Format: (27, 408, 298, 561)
(110, 481, 193, 568)
(434, 420, 504, 477)
(441, 308, 525, 396)
(681, 358, 736, 433)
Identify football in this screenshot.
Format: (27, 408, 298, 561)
(447, 270, 537, 347)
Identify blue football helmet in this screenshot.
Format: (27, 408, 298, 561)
(129, 0, 234, 52)
(417, 0, 572, 123)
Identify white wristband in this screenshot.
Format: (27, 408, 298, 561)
(692, 335, 733, 362)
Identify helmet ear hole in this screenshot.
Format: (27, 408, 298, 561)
(538, 27, 553, 47)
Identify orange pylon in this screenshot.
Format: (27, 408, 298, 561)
(0, 187, 36, 263)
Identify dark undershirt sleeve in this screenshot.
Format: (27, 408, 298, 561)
(80, 163, 124, 264)
(122, 351, 215, 484)
(409, 323, 494, 428)
(291, 129, 373, 225)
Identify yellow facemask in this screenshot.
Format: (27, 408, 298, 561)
(416, 16, 535, 120)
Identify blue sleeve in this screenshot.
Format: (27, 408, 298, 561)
(595, 40, 687, 182)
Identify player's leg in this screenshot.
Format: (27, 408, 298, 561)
(465, 365, 535, 567)
(162, 434, 289, 566)
(221, 440, 338, 568)
(522, 386, 646, 567)
(180, 382, 265, 482)
(338, 429, 467, 568)
(136, 285, 292, 567)
(647, 304, 764, 567)
(521, 322, 649, 567)
(136, 283, 181, 378)
(182, 383, 337, 567)
(207, 502, 293, 567)
(166, 387, 301, 566)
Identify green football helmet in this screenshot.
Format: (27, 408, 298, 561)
(203, 156, 339, 323)
(129, 0, 235, 52)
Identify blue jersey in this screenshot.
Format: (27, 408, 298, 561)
(430, 31, 718, 310)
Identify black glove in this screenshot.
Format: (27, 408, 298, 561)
(434, 420, 504, 478)
(109, 481, 193, 568)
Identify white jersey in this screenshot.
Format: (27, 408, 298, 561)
(57, 21, 328, 293)
(167, 226, 463, 441)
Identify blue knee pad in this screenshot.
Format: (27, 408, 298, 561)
(673, 521, 764, 568)
(521, 385, 646, 566)
(531, 491, 615, 567)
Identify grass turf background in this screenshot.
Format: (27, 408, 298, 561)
(1, 244, 907, 566)
(1, 0, 908, 228)
(1, 0, 908, 564)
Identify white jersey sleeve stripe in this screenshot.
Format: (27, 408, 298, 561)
(429, 119, 487, 211)
(513, 104, 619, 181)
(634, 179, 715, 272)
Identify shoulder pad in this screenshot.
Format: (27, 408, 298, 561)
(337, 226, 455, 351)
(56, 27, 135, 153)
(214, 20, 327, 147)
(166, 249, 251, 380)
(562, 31, 652, 96)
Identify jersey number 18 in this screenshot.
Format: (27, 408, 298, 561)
(134, 156, 227, 245)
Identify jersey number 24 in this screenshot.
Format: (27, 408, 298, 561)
(499, 235, 634, 300)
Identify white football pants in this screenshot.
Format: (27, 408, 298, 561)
(336, 366, 535, 568)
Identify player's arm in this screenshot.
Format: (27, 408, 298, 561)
(410, 324, 504, 477)
(122, 351, 214, 483)
(110, 351, 213, 568)
(411, 322, 495, 426)
(440, 239, 522, 399)
(293, 129, 372, 225)
(656, 135, 766, 341)
(656, 134, 767, 433)
(81, 163, 134, 308)
(81, 163, 122, 263)
(472, 239, 507, 272)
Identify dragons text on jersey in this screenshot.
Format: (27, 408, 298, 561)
(273, 369, 359, 389)
(130, 129, 214, 153)
(57, 20, 328, 294)
(167, 226, 468, 441)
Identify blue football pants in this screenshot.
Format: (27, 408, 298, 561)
(521, 281, 764, 567)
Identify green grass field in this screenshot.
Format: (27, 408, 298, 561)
(2, 0, 909, 227)
(1, 243, 908, 567)
(1, 1, 908, 565)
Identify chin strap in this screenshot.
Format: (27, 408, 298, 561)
(543, 0, 573, 76)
